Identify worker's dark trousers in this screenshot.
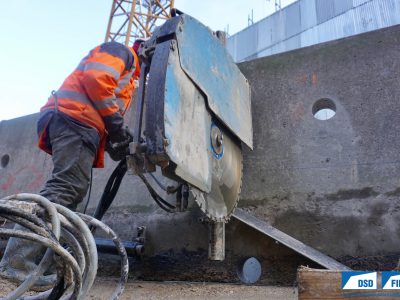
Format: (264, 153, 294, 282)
(39, 114, 97, 210)
(0, 114, 97, 284)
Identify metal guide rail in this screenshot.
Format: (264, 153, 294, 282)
(233, 208, 351, 271)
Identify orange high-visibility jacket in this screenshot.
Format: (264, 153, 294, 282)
(38, 42, 141, 168)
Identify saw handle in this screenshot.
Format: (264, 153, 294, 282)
(170, 8, 184, 17)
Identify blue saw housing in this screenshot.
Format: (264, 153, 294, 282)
(143, 14, 252, 193)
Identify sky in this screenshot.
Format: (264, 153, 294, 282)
(0, 0, 296, 121)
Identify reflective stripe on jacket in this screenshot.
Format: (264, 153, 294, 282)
(38, 42, 140, 168)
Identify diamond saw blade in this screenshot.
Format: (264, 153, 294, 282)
(192, 125, 243, 222)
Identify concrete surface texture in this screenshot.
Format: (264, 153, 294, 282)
(1, 24, 400, 284)
(239, 23, 400, 259)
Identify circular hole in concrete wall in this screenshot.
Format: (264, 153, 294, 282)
(312, 98, 336, 121)
(1, 154, 10, 168)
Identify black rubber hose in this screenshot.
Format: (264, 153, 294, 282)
(148, 172, 180, 194)
(47, 276, 65, 300)
(93, 156, 178, 221)
(93, 158, 127, 221)
(138, 174, 176, 213)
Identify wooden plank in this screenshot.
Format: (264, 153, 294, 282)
(298, 267, 400, 300)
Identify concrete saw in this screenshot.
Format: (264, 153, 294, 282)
(127, 11, 252, 259)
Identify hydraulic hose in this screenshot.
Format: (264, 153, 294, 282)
(0, 193, 128, 300)
(77, 213, 128, 300)
(93, 158, 127, 221)
(93, 158, 177, 222)
(0, 194, 61, 300)
(0, 228, 82, 300)
(54, 203, 98, 298)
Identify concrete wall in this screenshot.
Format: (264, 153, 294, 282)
(239, 23, 400, 259)
(1, 24, 400, 283)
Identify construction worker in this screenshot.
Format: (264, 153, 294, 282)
(0, 40, 142, 287)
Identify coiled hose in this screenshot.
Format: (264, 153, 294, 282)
(0, 193, 128, 300)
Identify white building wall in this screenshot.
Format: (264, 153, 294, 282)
(227, 0, 400, 62)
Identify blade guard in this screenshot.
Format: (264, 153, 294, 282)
(136, 14, 252, 221)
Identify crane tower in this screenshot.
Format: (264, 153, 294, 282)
(105, 0, 175, 46)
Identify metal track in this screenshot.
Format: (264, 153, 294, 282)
(232, 208, 351, 271)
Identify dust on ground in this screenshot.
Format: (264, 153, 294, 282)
(0, 277, 298, 300)
(0, 277, 36, 297)
(89, 278, 298, 300)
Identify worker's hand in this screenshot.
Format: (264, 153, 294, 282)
(109, 126, 133, 144)
(106, 126, 133, 161)
(105, 140, 129, 161)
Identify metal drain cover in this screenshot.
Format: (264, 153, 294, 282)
(237, 257, 262, 284)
